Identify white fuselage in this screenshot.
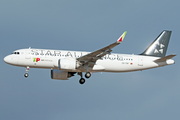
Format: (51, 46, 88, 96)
(4, 48, 175, 73)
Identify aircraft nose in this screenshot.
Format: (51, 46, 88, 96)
(4, 55, 11, 64)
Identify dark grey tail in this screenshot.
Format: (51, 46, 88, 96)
(140, 30, 172, 57)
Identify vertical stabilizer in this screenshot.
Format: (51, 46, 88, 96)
(140, 31, 172, 57)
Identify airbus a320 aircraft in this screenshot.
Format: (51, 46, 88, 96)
(4, 31, 176, 84)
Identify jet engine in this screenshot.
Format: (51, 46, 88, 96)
(58, 59, 80, 70)
(51, 69, 76, 80)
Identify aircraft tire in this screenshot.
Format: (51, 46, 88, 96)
(85, 72, 91, 78)
(24, 73, 29, 78)
(79, 78, 85, 84)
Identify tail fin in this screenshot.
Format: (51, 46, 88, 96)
(140, 30, 172, 57)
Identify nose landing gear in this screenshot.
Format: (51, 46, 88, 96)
(24, 73, 29, 77)
(24, 66, 29, 78)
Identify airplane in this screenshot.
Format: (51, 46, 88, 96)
(4, 30, 176, 84)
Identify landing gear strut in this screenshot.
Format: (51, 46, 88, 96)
(24, 66, 29, 78)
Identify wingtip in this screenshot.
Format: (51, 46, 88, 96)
(117, 31, 127, 43)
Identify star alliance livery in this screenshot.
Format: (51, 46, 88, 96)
(4, 31, 176, 84)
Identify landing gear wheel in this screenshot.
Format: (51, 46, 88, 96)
(79, 78, 85, 84)
(24, 66, 30, 78)
(24, 73, 29, 78)
(85, 72, 91, 78)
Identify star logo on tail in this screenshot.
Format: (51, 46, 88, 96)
(154, 41, 165, 54)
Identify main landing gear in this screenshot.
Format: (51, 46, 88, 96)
(78, 72, 91, 84)
(85, 72, 91, 78)
(24, 66, 29, 78)
(79, 78, 85, 84)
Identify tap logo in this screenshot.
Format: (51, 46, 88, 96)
(33, 58, 40, 62)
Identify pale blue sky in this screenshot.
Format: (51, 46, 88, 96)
(0, 0, 179, 120)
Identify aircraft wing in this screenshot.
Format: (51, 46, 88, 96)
(77, 31, 127, 67)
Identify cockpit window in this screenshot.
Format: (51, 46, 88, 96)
(13, 52, 20, 55)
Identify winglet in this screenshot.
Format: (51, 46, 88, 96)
(117, 31, 127, 43)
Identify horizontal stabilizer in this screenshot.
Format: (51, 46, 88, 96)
(154, 54, 176, 62)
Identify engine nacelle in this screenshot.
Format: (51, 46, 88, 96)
(58, 59, 80, 70)
(51, 69, 76, 80)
